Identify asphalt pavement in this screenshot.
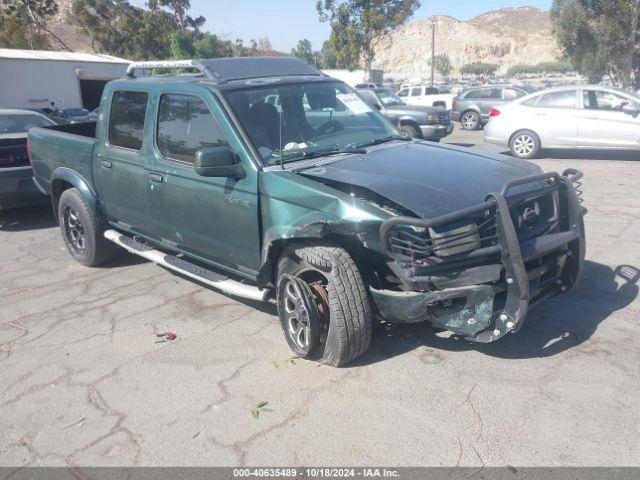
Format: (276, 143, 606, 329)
(1, 127, 639, 467)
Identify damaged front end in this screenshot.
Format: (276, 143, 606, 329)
(373, 169, 586, 342)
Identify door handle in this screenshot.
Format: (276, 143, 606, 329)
(148, 173, 164, 183)
(101, 160, 112, 169)
(585, 116, 598, 120)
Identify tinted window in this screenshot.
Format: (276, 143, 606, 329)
(583, 90, 638, 110)
(157, 94, 230, 164)
(398, 89, 408, 97)
(410, 87, 421, 96)
(109, 91, 148, 150)
(466, 88, 501, 99)
(358, 90, 379, 107)
(504, 88, 525, 100)
(534, 90, 577, 108)
(425, 87, 439, 95)
(0, 114, 54, 134)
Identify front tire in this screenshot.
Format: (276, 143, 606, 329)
(461, 111, 480, 130)
(58, 188, 115, 267)
(509, 130, 541, 159)
(400, 124, 420, 139)
(277, 242, 373, 367)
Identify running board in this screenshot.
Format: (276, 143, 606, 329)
(103, 229, 269, 302)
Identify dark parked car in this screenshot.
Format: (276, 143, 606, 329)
(358, 88, 453, 141)
(29, 58, 585, 366)
(451, 85, 529, 130)
(48, 107, 94, 124)
(0, 109, 54, 210)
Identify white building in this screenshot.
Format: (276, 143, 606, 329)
(0, 49, 130, 111)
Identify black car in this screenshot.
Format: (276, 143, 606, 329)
(451, 85, 529, 130)
(0, 109, 55, 210)
(358, 88, 453, 141)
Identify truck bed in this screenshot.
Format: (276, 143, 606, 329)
(29, 122, 97, 196)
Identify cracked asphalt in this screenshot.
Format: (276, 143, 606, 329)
(1, 129, 639, 467)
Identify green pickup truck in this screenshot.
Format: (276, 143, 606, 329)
(29, 58, 586, 366)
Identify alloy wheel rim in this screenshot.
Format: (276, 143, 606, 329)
(63, 206, 86, 253)
(463, 113, 477, 129)
(282, 278, 313, 350)
(513, 135, 535, 156)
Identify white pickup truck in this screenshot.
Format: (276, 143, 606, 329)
(397, 85, 456, 110)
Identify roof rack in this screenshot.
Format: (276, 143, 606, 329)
(126, 60, 215, 79)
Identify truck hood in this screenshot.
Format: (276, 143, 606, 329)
(302, 141, 542, 219)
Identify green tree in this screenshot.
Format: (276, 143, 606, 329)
(432, 53, 452, 78)
(0, 0, 69, 50)
(317, 0, 420, 75)
(551, 0, 640, 87)
(291, 38, 315, 64)
(460, 62, 499, 77)
(320, 39, 338, 68)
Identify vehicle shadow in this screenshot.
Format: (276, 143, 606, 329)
(0, 204, 56, 231)
(354, 260, 639, 366)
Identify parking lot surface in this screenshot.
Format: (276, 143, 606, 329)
(1, 128, 639, 467)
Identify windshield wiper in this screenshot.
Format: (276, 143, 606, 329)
(275, 146, 367, 164)
(356, 135, 410, 149)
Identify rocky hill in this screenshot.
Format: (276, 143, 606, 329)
(373, 6, 560, 77)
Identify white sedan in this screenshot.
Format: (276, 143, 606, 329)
(484, 85, 640, 159)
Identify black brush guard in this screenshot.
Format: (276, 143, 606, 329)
(379, 169, 585, 342)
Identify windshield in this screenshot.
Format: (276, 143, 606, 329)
(376, 89, 405, 107)
(225, 81, 400, 166)
(0, 114, 54, 134)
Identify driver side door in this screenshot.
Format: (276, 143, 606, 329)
(578, 89, 640, 148)
(145, 88, 261, 277)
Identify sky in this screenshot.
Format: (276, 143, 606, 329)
(130, 0, 553, 52)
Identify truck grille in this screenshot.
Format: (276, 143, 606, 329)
(437, 111, 450, 125)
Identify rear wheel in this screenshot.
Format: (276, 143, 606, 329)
(58, 188, 115, 266)
(277, 242, 373, 367)
(461, 111, 480, 130)
(509, 130, 541, 159)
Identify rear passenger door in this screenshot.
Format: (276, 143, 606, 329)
(93, 89, 152, 232)
(146, 88, 261, 277)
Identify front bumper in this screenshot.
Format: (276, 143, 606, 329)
(420, 123, 454, 140)
(0, 167, 46, 210)
(450, 110, 461, 122)
(374, 169, 586, 342)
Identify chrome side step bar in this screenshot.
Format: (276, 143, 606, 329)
(103, 229, 269, 302)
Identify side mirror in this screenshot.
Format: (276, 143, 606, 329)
(373, 103, 382, 110)
(194, 147, 245, 179)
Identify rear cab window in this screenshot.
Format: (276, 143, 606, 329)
(108, 91, 149, 150)
(156, 93, 231, 164)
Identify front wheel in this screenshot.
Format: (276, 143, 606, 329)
(509, 130, 541, 159)
(400, 124, 420, 139)
(277, 242, 373, 367)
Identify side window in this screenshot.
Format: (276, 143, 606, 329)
(535, 90, 578, 109)
(467, 89, 491, 99)
(398, 89, 408, 98)
(358, 90, 379, 108)
(156, 93, 230, 164)
(410, 87, 421, 97)
(584, 90, 636, 111)
(504, 88, 525, 101)
(109, 91, 148, 150)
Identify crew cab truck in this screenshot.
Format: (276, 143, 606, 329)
(29, 58, 586, 366)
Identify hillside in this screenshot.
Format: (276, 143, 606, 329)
(373, 6, 560, 76)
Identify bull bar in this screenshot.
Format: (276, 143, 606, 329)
(378, 168, 586, 342)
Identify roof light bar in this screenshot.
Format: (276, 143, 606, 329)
(126, 60, 213, 78)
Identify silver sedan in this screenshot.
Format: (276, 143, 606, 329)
(484, 85, 640, 159)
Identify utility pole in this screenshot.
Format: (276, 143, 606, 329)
(430, 19, 436, 87)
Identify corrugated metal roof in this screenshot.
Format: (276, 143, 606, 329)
(0, 48, 130, 64)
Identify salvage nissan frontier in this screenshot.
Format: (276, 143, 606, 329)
(28, 57, 586, 366)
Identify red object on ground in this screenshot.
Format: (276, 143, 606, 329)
(166, 331, 177, 341)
